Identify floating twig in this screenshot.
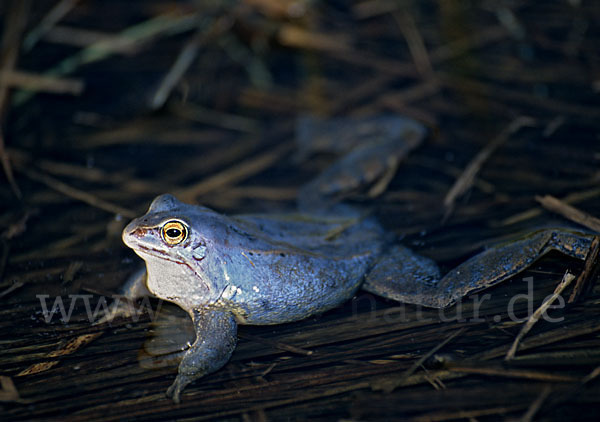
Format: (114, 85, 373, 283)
(176, 141, 294, 202)
(499, 187, 600, 227)
(568, 236, 600, 303)
(22, 0, 80, 51)
(372, 327, 466, 393)
(150, 29, 203, 110)
(0, 70, 83, 95)
(42, 25, 138, 53)
(393, 10, 434, 77)
(536, 194, 600, 233)
(277, 24, 351, 53)
(580, 365, 600, 385)
(238, 332, 313, 356)
(439, 73, 600, 119)
(0, 0, 31, 198)
(17, 167, 137, 218)
(168, 102, 260, 133)
(518, 386, 553, 422)
(151, 14, 233, 109)
(443, 116, 536, 220)
(444, 363, 577, 383)
(18, 333, 103, 376)
(14, 11, 199, 106)
(0, 280, 25, 299)
(506, 271, 576, 360)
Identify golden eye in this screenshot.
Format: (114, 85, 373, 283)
(161, 220, 187, 245)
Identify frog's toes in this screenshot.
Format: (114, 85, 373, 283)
(93, 300, 134, 325)
(165, 309, 238, 402)
(166, 373, 195, 404)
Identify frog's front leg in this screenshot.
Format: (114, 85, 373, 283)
(95, 266, 151, 325)
(364, 229, 594, 309)
(166, 308, 237, 403)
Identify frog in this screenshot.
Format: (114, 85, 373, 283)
(107, 115, 596, 403)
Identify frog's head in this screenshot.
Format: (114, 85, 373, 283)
(122, 194, 212, 266)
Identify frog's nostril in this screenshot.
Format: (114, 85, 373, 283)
(131, 228, 147, 238)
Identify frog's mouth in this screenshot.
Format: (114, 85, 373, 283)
(134, 244, 183, 263)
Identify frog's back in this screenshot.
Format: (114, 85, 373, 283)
(212, 212, 387, 324)
(231, 211, 386, 258)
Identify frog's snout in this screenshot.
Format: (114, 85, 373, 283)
(122, 219, 148, 245)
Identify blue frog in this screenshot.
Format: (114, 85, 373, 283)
(109, 116, 595, 402)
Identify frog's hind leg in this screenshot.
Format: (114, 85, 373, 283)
(296, 115, 426, 210)
(363, 229, 593, 309)
(362, 244, 443, 308)
(432, 229, 593, 308)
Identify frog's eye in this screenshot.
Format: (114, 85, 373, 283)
(161, 220, 187, 245)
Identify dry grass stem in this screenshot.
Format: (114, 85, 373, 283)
(372, 327, 467, 393)
(151, 15, 234, 109)
(23, 0, 80, 51)
(536, 194, 600, 233)
(499, 187, 600, 227)
(238, 332, 313, 356)
(568, 236, 600, 303)
(519, 386, 552, 422)
(42, 26, 139, 53)
(0, 70, 83, 95)
(445, 364, 578, 383)
(14, 11, 200, 106)
(176, 142, 294, 202)
(18, 167, 137, 218)
(443, 116, 536, 218)
(394, 11, 434, 77)
(505, 271, 576, 360)
(0, 0, 31, 198)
